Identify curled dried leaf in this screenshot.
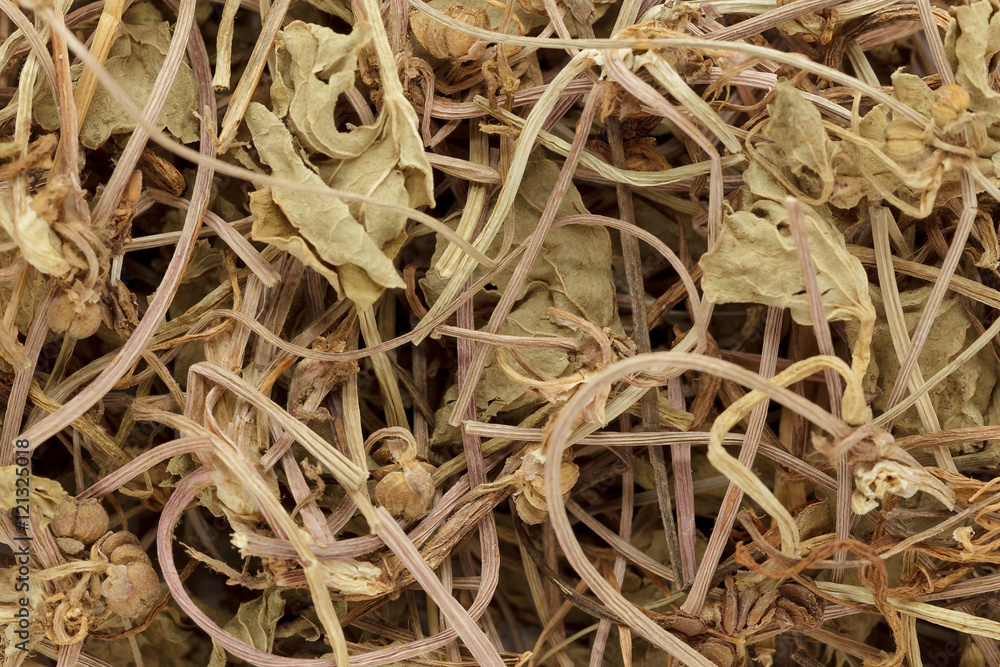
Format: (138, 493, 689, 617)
(700, 199, 876, 385)
(34, 3, 199, 149)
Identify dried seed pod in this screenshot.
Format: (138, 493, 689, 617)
(372, 434, 437, 520)
(48, 291, 103, 339)
(374, 460, 436, 520)
(931, 84, 970, 127)
(54, 537, 86, 556)
(885, 118, 927, 164)
(511, 443, 579, 525)
(695, 638, 737, 667)
(410, 4, 489, 62)
(101, 561, 160, 617)
(99, 531, 141, 559)
(107, 543, 149, 567)
(51, 497, 109, 546)
(96, 530, 160, 617)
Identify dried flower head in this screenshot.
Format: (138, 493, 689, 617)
(816, 427, 956, 514)
(410, 5, 490, 62)
(100, 561, 159, 618)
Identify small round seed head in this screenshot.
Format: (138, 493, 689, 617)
(885, 118, 927, 163)
(101, 561, 160, 617)
(374, 460, 436, 520)
(931, 84, 970, 127)
(51, 497, 109, 546)
(410, 4, 489, 61)
(99, 530, 141, 558)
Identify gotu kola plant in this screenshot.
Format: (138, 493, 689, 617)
(6, 0, 1000, 665)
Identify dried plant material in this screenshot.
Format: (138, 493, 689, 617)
(700, 199, 876, 383)
(510, 443, 579, 525)
(137, 149, 186, 196)
(0, 467, 67, 529)
(885, 118, 929, 164)
(249, 19, 434, 308)
(423, 157, 618, 434)
(859, 287, 1000, 450)
(945, 0, 1000, 119)
(247, 110, 406, 308)
(269, 23, 379, 157)
(208, 589, 285, 667)
(411, 4, 490, 62)
(932, 84, 972, 128)
(8, 0, 1000, 663)
(50, 497, 109, 546)
(95, 531, 160, 617)
(34, 3, 198, 149)
(0, 192, 70, 278)
(755, 81, 838, 205)
(373, 432, 437, 520)
(696, 574, 824, 665)
(815, 430, 956, 513)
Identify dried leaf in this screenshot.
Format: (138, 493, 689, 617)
(756, 81, 839, 205)
(249, 19, 434, 308)
(0, 467, 67, 530)
(945, 0, 1000, 119)
(271, 22, 380, 156)
(700, 199, 876, 378)
(861, 287, 1000, 451)
(422, 157, 619, 437)
(208, 589, 286, 667)
(247, 106, 405, 308)
(34, 3, 198, 149)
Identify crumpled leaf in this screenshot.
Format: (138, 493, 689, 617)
(247, 105, 405, 308)
(208, 588, 286, 667)
(859, 286, 1000, 451)
(34, 3, 198, 149)
(891, 71, 935, 117)
(945, 0, 1000, 118)
(700, 199, 875, 380)
(249, 20, 434, 308)
(0, 467, 67, 530)
(756, 81, 839, 205)
(84, 602, 216, 667)
(270, 22, 379, 157)
(422, 157, 619, 442)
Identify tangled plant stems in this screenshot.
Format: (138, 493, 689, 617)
(5, 0, 1000, 665)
